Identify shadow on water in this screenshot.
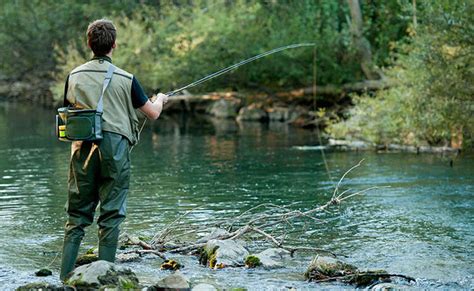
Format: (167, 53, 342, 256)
(0, 103, 473, 289)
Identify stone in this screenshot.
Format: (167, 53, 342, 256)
(160, 259, 183, 270)
(288, 106, 309, 122)
(35, 268, 53, 277)
(116, 252, 141, 263)
(371, 283, 406, 290)
(75, 253, 98, 267)
(207, 99, 240, 118)
(192, 283, 218, 291)
(196, 228, 230, 243)
(244, 255, 262, 268)
(254, 248, 291, 269)
(16, 283, 73, 291)
(305, 256, 358, 281)
(236, 105, 268, 121)
(149, 271, 190, 290)
(267, 107, 290, 122)
(65, 260, 139, 289)
(201, 239, 249, 269)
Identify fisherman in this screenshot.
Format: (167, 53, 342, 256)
(59, 19, 168, 281)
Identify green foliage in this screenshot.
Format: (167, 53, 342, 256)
(327, 0, 473, 148)
(46, 0, 410, 102)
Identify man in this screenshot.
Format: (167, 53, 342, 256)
(60, 19, 167, 281)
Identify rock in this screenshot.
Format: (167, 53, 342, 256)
(253, 248, 291, 269)
(16, 283, 72, 291)
(371, 282, 405, 290)
(288, 106, 309, 122)
(192, 283, 218, 291)
(305, 256, 358, 281)
(116, 252, 141, 263)
(196, 228, 230, 243)
(35, 268, 52, 277)
(207, 99, 240, 118)
(160, 259, 183, 270)
(65, 260, 139, 289)
(149, 271, 190, 290)
(267, 107, 290, 122)
(75, 253, 98, 267)
(236, 105, 268, 121)
(201, 239, 249, 269)
(244, 255, 262, 268)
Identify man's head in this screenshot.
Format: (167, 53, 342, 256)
(87, 19, 116, 56)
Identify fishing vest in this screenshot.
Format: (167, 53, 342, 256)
(66, 59, 139, 145)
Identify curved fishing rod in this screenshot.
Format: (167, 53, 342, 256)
(131, 42, 316, 152)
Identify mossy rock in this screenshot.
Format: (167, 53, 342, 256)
(160, 259, 183, 270)
(75, 253, 98, 267)
(35, 268, 52, 277)
(65, 260, 139, 289)
(244, 255, 262, 268)
(85, 247, 97, 255)
(16, 282, 73, 291)
(305, 256, 358, 281)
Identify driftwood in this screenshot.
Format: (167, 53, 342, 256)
(123, 160, 386, 260)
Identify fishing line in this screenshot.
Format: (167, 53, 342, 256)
(130, 43, 316, 153)
(312, 47, 334, 184)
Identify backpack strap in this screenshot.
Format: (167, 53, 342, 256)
(96, 64, 116, 113)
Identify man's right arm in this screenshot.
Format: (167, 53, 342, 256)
(131, 76, 168, 120)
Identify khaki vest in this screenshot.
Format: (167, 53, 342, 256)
(66, 60, 139, 145)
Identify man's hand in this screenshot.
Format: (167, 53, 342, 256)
(140, 93, 169, 120)
(150, 93, 169, 104)
(155, 93, 169, 104)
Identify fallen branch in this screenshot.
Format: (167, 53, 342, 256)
(134, 160, 382, 260)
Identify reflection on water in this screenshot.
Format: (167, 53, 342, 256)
(0, 103, 473, 289)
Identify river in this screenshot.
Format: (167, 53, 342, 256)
(0, 102, 472, 289)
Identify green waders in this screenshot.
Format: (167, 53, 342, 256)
(60, 132, 130, 281)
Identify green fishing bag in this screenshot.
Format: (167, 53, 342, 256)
(56, 64, 115, 142)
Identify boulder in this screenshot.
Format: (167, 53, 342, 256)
(16, 283, 73, 291)
(254, 248, 291, 269)
(267, 107, 290, 122)
(305, 256, 357, 281)
(201, 239, 249, 269)
(192, 283, 218, 291)
(64, 260, 139, 289)
(116, 252, 141, 263)
(148, 271, 190, 290)
(370, 282, 404, 290)
(207, 99, 240, 118)
(288, 106, 309, 122)
(237, 105, 268, 121)
(75, 253, 98, 267)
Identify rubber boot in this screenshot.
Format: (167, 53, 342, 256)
(98, 244, 117, 262)
(60, 241, 81, 281)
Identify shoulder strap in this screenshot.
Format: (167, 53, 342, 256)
(97, 64, 116, 113)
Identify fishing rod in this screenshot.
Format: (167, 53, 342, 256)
(131, 42, 316, 152)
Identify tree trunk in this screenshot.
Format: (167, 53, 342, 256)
(347, 0, 379, 80)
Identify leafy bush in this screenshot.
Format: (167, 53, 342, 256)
(327, 0, 473, 148)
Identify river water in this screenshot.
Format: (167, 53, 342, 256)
(0, 102, 472, 289)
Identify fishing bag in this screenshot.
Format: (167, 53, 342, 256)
(56, 64, 115, 142)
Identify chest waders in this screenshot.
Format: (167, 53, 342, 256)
(60, 65, 131, 281)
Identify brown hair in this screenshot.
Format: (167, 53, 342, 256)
(87, 19, 116, 56)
